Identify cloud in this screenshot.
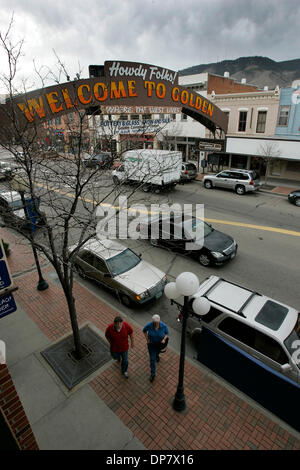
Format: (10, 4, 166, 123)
(0, 0, 299, 91)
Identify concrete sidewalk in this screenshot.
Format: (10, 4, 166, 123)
(1, 228, 300, 450)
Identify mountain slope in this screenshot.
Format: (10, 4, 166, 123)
(179, 56, 300, 89)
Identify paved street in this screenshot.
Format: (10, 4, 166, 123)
(1, 226, 300, 450)
(1, 152, 300, 450)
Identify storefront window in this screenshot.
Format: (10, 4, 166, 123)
(231, 154, 247, 169)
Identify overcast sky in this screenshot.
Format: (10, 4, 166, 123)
(0, 0, 299, 91)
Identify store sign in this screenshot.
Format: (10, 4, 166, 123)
(0, 61, 228, 134)
(100, 117, 171, 135)
(0, 240, 17, 320)
(0, 294, 17, 320)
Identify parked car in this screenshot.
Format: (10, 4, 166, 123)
(0, 161, 13, 180)
(137, 214, 237, 266)
(288, 190, 300, 207)
(70, 238, 168, 307)
(82, 152, 113, 169)
(180, 275, 300, 386)
(180, 162, 198, 182)
(203, 169, 261, 195)
(0, 190, 45, 231)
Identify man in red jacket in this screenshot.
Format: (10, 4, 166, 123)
(105, 316, 134, 378)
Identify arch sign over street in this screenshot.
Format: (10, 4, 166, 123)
(1, 61, 228, 134)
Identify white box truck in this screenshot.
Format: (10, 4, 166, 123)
(112, 149, 182, 193)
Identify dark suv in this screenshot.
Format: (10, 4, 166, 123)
(82, 152, 113, 169)
(203, 169, 261, 195)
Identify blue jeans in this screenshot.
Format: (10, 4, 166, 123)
(111, 351, 128, 374)
(147, 343, 160, 376)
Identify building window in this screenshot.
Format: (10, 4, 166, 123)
(119, 114, 128, 120)
(238, 111, 247, 132)
(278, 106, 290, 126)
(142, 114, 152, 120)
(181, 113, 188, 121)
(131, 114, 139, 121)
(55, 117, 61, 126)
(256, 111, 267, 133)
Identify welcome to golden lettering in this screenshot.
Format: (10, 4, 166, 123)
(15, 79, 214, 122)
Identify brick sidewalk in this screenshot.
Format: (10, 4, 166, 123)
(3, 227, 298, 450)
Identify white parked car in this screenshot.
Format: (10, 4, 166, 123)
(180, 276, 300, 386)
(203, 169, 261, 195)
(70, 238, 168, 307)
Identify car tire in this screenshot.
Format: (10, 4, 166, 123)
(204, 180, 212, 189)
(235, 185, 245, 195)
(191, 329, 202, 349)
(295, 198, 300, 207)
(198, 251, 211, 267)
(75, 265, 86, 279)
(120, 293, 132, 308)
(142, 184, 150, 192)
(154, 187, 161, 194)
(150, 238, 159, 247)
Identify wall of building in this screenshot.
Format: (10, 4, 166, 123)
(275, 86, 300, 140)
(207, 75, 259, 94)
(0, 364, 39, 450)
(209, 90, 280, 138)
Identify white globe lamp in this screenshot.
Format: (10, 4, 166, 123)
(175, 272, 199, 297)
(192, 297, 211, 316)
(164, 282, 180, 300)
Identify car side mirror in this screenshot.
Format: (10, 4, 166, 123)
(138, 253, 142, 258)
(281, 363, 292, 372)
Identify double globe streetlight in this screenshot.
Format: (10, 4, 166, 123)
(164, 272, 210, 412)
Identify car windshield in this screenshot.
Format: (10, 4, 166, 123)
(185, 164, 196, 170)
(190, 218, 213, 237)
(284, 313, 300, 369)
(10, 199, 24, 210)
(106, 248, 141, 276)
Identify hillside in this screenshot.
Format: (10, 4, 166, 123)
(179, 56, 300, 89)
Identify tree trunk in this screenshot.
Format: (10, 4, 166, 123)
(64, 287, 84, 360)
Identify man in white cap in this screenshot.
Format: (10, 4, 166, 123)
(143, 314, 169, 382)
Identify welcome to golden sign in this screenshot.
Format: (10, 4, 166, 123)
(11, 61, 228, 133)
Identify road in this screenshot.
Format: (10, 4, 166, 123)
(38, 176, 299, 350)
(1, 155, 299, 347)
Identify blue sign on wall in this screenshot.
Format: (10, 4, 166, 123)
(0, 260, 12, 290)
(0, 294, 17, 319)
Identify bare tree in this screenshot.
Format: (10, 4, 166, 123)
(0, 20, 180, 360)
(257, 141, 281, 186)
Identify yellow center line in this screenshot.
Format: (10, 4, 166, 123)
(36, 182, 300, 238)
(205, 218, 300, 237)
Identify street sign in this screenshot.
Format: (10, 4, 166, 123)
(0, 260, 13, 290)
(0, 293, 17, 320)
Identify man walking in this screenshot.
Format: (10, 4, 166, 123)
(105, 316, 134, 378)
(143, 314, 169, 382)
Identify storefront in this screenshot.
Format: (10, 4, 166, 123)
(226, 136, 300, 182)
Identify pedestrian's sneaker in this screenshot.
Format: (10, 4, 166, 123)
(150, 375, 155, 383)
(123, 371, 129, 379)
(156, 356, 160, 363)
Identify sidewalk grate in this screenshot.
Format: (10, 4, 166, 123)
(41, 325, 111, 390)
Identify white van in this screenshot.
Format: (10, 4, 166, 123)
(112, 149, 182, 193)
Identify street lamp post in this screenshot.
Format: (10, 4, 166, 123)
(11, 177, 49, 291)
(164, 272, 210, 412)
